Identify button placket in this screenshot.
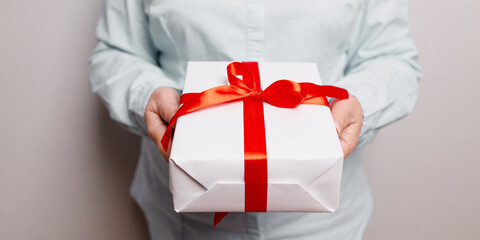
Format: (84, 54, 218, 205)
(246, 0, 265, 61)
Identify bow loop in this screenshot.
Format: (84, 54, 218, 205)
(263, 79, 306, 108)
(227, 62, 252, 89)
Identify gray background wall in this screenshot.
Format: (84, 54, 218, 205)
(0, 0, 478, 239)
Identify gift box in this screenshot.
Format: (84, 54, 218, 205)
(164, 61, 347, 222)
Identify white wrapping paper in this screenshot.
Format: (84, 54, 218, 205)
(169, 62, 343, 213)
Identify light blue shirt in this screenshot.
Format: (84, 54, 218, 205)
(89, 0, 421, 239)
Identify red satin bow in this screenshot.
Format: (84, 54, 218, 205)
(160, 62, 348, 151)
(160, 62, 348, 228)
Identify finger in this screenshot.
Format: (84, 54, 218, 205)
(145, 110, 171, 158)
(157, 89, 180, 123)
(338, 122, 361, 158)
(331, 107, 353, 157)
(159, 101, 179, 123)
(145, 110, 167, 147)
(331, 102, 352, 134)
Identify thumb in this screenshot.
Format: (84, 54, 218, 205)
(159, 91, 180, 123)
(330, 96, 354, 135)
(160, 102, 179, 123)
(334, 120, 341, 136)
(332, 108, 350, 136)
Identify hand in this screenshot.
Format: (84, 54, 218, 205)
(330, 95, 363, 158)
(145, 87, 180, 160)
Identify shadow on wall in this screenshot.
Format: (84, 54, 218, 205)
(93, 99, 150, 239)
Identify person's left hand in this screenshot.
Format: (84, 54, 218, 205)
(330, 95, 364, 158)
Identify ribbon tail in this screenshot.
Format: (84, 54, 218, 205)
(160, 121, 175, 158)
(300, 83, 349, 102)
(213, 212, 229, 228)
(321, 85, 349, 99)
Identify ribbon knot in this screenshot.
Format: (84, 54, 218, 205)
(252, 89, 263, 100)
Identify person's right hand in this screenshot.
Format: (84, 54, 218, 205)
(145, 87, 180, 160)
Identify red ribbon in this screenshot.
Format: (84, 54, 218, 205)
(161, 62, 349, 228)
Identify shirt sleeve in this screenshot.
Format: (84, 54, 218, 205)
(88, 0, 181, 136)
(335, 0, 422, 148)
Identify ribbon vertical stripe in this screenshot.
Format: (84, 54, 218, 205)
(242, 62, 268, 212)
